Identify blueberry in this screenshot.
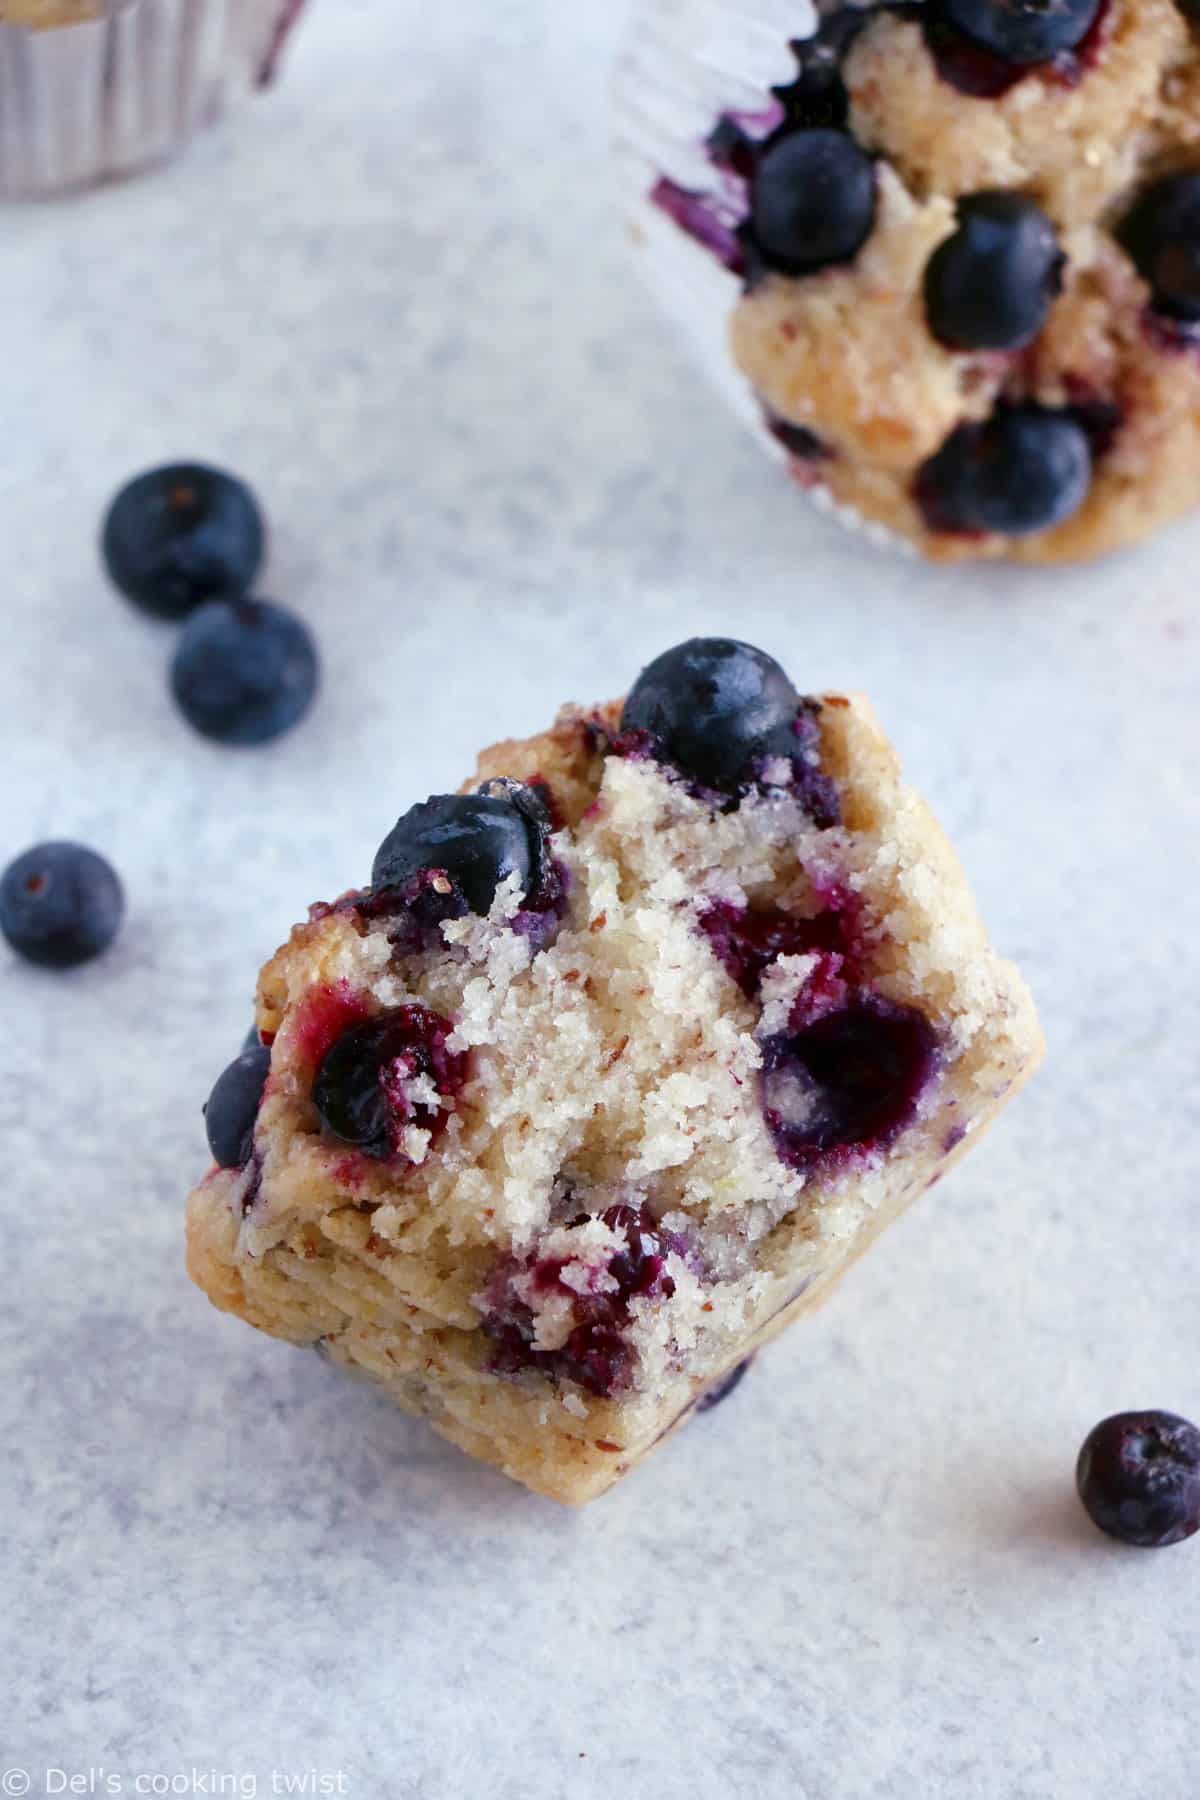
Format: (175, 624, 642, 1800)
(371, 790, 542, 916)
(0, 841, 124, 968)
(697, 1357, 754, 1413)
(204, 1045, 272, 1169)
(748, 129, 876, 277)
(699, 899, 858, 998)
(475, 775, 554, 831)
(765, 416, 831, 461)
(916, 405, 1092, 537)
(621, 638, 801, 793)
(1076, 1411, 1200, 1548)
(1118, 173, 1200, 323)
(171, 598, 318, 746)
(312, 1007, 466, 1159)
(761, 997, 938, 1169)
(933, 0, 1102, 64)
(925, 192, 1064, 350)
(102, 463, 265, 621)
(481, 1202, 680, 1398)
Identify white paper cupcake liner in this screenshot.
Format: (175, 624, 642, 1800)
(0, 0, 306, 199)
(612, 0, 914, 556)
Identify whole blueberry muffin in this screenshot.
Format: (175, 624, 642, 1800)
(619, 0, 1200, 562)
(186, 641, 1043, 1503)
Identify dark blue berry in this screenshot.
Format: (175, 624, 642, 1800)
(242, 1022, 264, 1054)
(475, 774, 554, 831)
(621, 638, 802, 793)
(748, 129, 876, 277)
(0, 841, 124, 969)
(916, 406, 1092, 537)
(771, 11, 873, 133)
(925, 192, 1064, 350)
(761, 997, 938, 1168)
(102, 463, 264, 621)
(372, 789, 544, 917)
(1118, 173, 1200, 323)
(765, 415, 831, 460)
(171, 598, 318, 746)
(1076, 1411, 1200, 1548)
(697, 1357, 754, 1413)
(934, 0, 1102, 64)
(204, 1046, 272, 1169)
(312, 1008, 466, 1159)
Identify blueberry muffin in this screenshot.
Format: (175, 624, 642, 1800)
(625, 0, 1200, 562)
(185, 641, 1042, 1504)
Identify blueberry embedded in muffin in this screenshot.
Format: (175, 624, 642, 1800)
(1118, 172, 1200, 329)
(924, 192, 1065, 350)
(372, 787, 552, 917)
(617, 636, 840, 822)
(933, 0, 1105, 64)
(916, 404, 1094, 536)
(746, 130, 877, 279)
(186, 638, 1042, 1503)
(205, 1046, 272, 1170)
(637, 0, 1200, 561)
(311, 1009, 468, 1162)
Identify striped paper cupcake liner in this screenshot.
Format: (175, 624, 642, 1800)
(0, 0, 306, 199)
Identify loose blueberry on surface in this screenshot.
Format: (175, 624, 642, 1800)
(916, 405, 1092, 537)
(204, 1046, 272, 1169)
(697, 1357, 755, 1413)
(925, 192, 1064, 350)
(102, 463, 265, 621)
(170, 598, 319, 746)
(621, 638, 802, 793)
(748, 129, 876, 277)
(1118, 173, 1200, 324)
(372, 790, 542, 917)
(312, 1007, 466, 1159)
(761, 996, 938, 1168)
(1076, 1411, 1200, 1548)
(933, 0, 1103, 64)
(0, 841, 124, 968)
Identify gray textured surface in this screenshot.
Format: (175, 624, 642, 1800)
(3, 2, 1199, 1795)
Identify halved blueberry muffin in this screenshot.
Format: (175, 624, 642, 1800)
(622, 0, 1200, 561)
(186, 640, 1043, 1503)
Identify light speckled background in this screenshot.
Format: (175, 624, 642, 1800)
(3, 2, 1199, 1795)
